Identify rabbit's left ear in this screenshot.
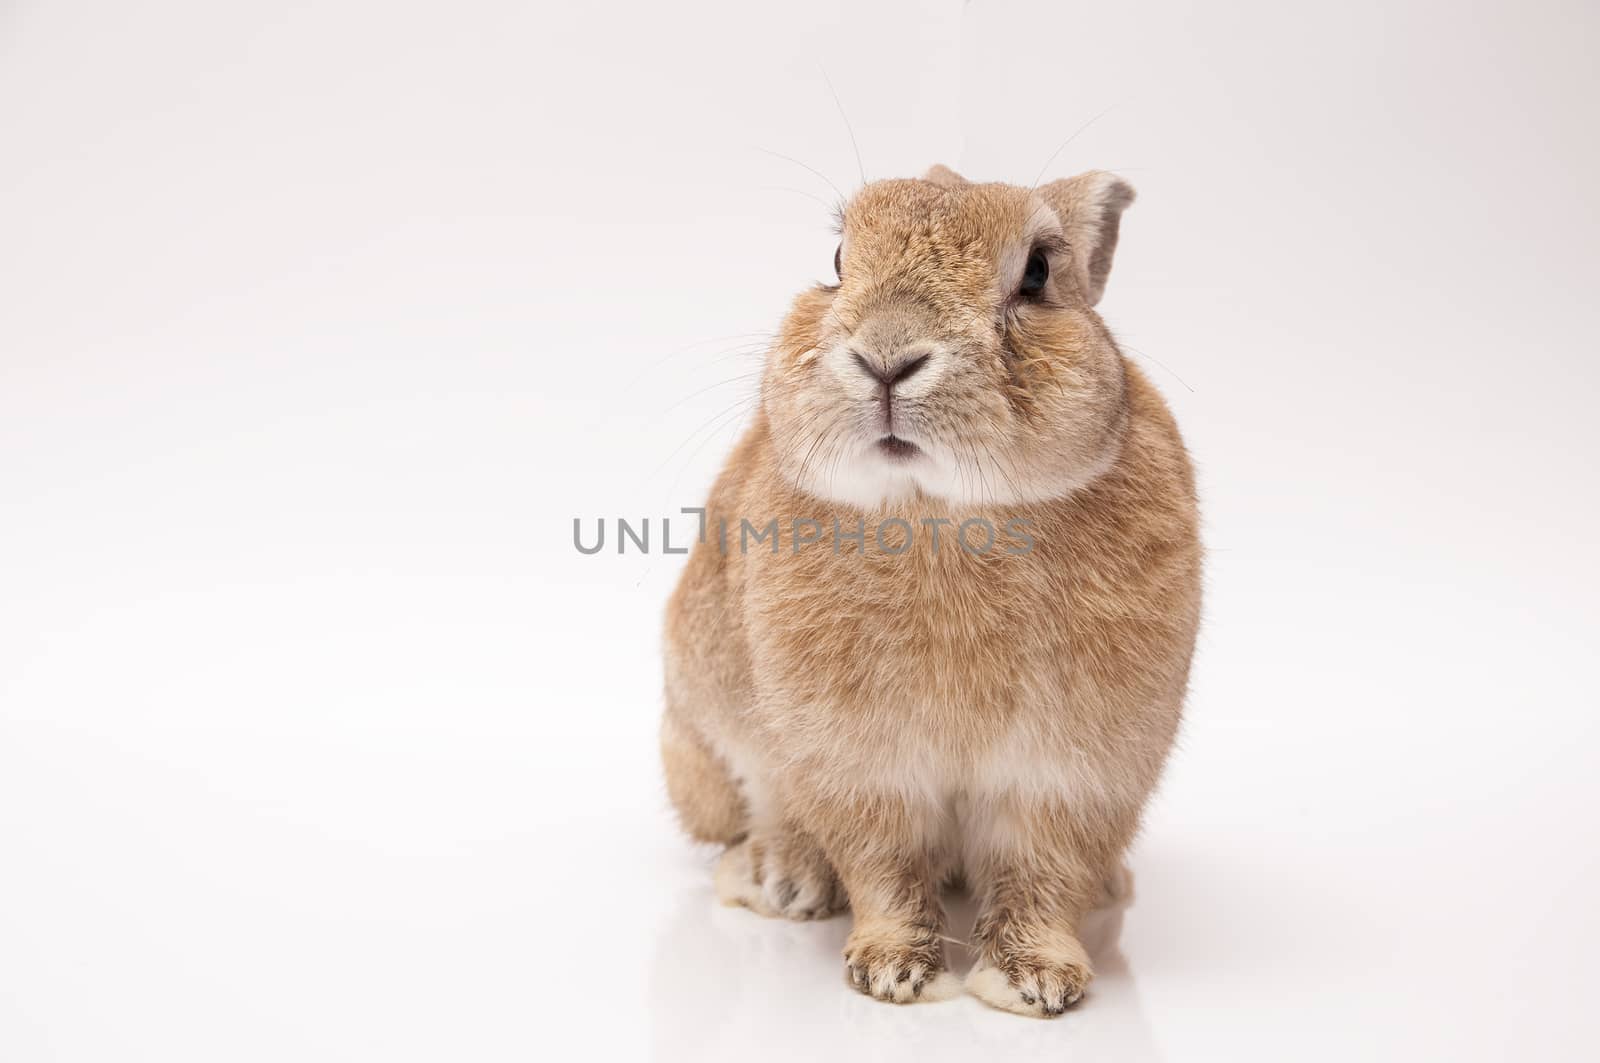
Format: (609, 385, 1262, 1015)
(1038, 171, 1135, 306)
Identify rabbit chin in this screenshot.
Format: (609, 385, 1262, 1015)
(790, 434, 1114, 510)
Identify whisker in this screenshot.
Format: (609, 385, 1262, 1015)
(665, 406, 756, 503)
(794, 415, 841, 493)
(1030, 104, 1118, 191)
(823, 427, 852, 500)
(625, 330, 775, 393)
(773, 405, 834, 483)
(820, 66, 867, 187)
(755, 146, 846, 202)
(758, 185, 841, 213)
(646, 392, 759, 487)
(1119, 341, 1196, 393)
(659, 371, 766, 415)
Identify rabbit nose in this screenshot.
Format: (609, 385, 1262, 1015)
(851, 349, 931, 388)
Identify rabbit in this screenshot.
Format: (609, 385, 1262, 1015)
(660, 164, 1200, 1018)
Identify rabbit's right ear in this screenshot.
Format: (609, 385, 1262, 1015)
(1038, 171, 1135, 307)
(923, 164, 968, 188)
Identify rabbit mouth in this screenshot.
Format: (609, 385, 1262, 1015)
(875, 434, 922, 462)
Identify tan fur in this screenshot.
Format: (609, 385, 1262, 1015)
(659, 167, 1201, 1016)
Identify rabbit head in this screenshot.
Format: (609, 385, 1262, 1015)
(762, 166, 1136, 509)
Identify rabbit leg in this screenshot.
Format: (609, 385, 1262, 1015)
(659, 705, 745, 845)
(804, 790, 962, 1004)
(713, 823, 846, 920)
(963, 793, 1137, 1017)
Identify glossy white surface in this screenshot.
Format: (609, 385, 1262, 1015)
(3, 1, 1598, 1059)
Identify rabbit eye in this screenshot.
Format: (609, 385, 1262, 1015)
(833, 243, 842, 280)
(1019, 248, 1049, 298)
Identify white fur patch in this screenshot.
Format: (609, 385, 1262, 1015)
(907, 969, 963, 1004)
(965, 964, 1035, 1015)
(713, 841, 764, 911)
(971, 724, 1124, 806)
(965, 957, 1088, 1018)
(850, 964, 963, 1005)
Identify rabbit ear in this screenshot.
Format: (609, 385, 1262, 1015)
(923, 164, 968, 188)
(1037, 171, 1135, 306)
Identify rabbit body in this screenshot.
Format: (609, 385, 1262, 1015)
(661, 167, 1200, 1016)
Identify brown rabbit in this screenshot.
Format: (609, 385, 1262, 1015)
(660, 165, 1201, 1017)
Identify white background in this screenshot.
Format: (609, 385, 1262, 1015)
(3, 1, 1597, 1059)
